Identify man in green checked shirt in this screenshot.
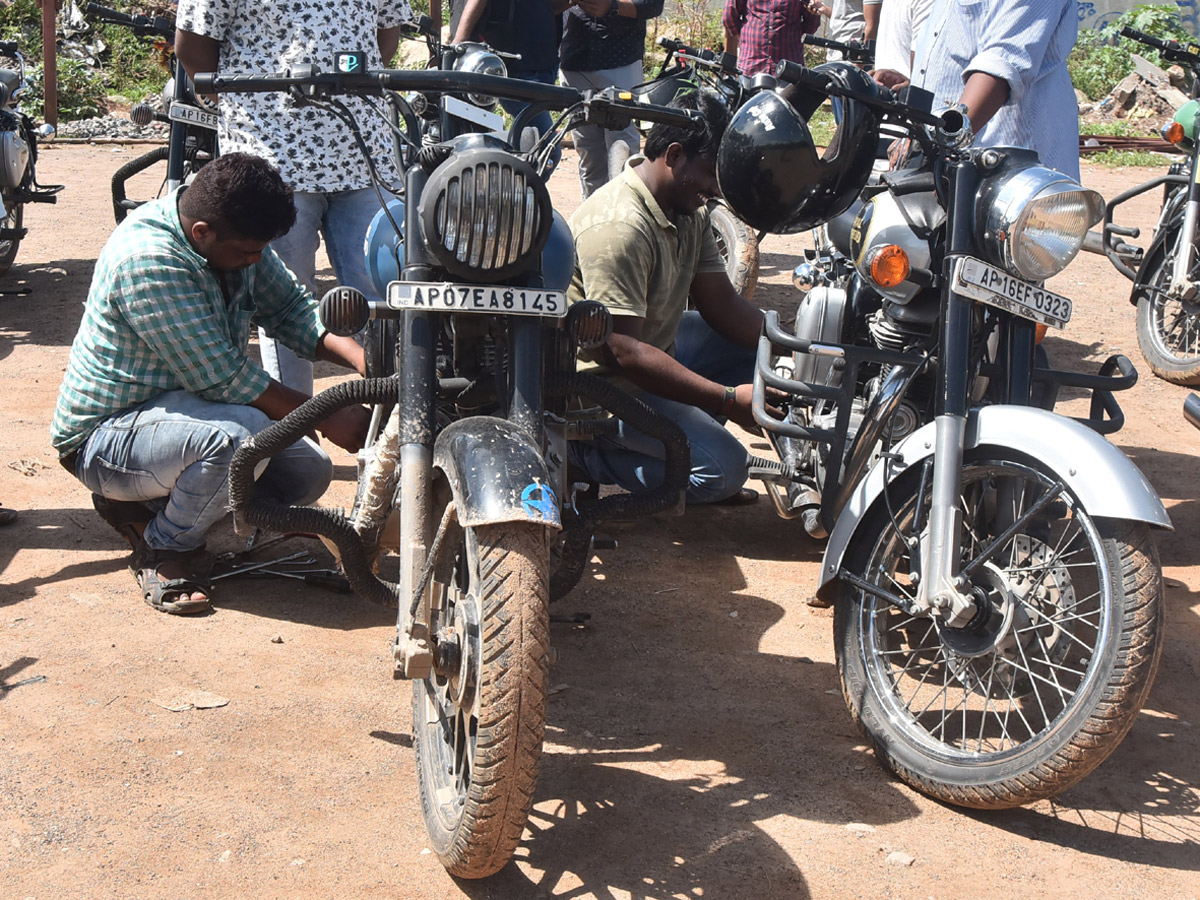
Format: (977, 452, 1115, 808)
(51, 154, 370, 615)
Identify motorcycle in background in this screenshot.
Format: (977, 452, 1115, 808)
(1103, 26, 1200, 384)
(0, 41, 63, 277)
(632, 35, 761, 298)
(83, 3, 219, 224)
(199, 58, 696, 878)
(720, 59, 1168, 807)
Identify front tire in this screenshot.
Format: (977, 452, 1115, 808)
(1134, 241, 1200, 384)
(412, 518, 550, 878)
(0, 200, 23, 276)
(836, 454, 1163, 808)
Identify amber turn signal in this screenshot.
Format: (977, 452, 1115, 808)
(868, 245, 911, 288)
(1165, 122, 1186, 145)
(1035, 322, 1048, 343)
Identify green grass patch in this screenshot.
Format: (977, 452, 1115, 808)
(1089, 148, 1172, 167)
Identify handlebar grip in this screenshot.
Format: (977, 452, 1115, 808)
(0, 41, 18, 56)
(657, 36, 686, 53)
(775, 59, 832, 91)
(628, 104, 703, 130)
(1119, 26, 1176, 52)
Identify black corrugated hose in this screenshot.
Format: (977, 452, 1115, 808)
(228, 377, 398, 607)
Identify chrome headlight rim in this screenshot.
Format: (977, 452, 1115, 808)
(454, 44, 507, 108)
(419, 147, 553, 281)
(978, 162, 1104, 282)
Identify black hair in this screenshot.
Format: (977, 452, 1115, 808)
(177, 152, 296, 242)
(642, 89, 729, 164)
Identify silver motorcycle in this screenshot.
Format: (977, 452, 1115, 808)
(0, 40, 63, 277)
(722, 60, 1168, 807)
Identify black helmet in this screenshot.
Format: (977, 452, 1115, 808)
(717, 62, 881, 233)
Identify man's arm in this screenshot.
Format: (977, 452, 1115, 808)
(378, 26, 401, 66)
(722, 0, 744, 56)
(863, 0, 882, 41)
(452, 0, 489, 42)
(315, 332, 367, 377)
(174, 29, 221, 105)
(250, 379, 370, 452)
(960, 70, 1009, 133)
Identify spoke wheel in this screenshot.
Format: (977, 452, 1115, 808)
(836, 454, 1163, 808)
(1135, 243, 1200, 384)
(0, 201, 23, 276)
(412, 517, 550, 878)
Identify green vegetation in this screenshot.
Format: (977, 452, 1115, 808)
(1090, 148, 1173, 166)
(1069, 4, 1194, 100)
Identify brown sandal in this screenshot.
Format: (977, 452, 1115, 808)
(133, 546, 213, 616)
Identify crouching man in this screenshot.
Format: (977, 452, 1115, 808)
(51, 153, 370, 615)
(568, 90, 766, 506)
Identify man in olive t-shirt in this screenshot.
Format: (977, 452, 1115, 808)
(567, 92, 764, 505)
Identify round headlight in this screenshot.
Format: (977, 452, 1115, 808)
(419, 148, 552, 280)
(454, 44, 507, 108)
(978, 164, 1104, 282)
(161, 78, 175, 111)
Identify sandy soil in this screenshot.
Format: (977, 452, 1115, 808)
(1, 143, 1198, 900)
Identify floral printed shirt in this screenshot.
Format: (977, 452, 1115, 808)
(176, 0, 413, 192)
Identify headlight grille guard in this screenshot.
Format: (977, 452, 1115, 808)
(419, 147, 552, 280)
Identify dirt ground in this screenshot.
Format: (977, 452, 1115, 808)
(1, 143, 1198, 900)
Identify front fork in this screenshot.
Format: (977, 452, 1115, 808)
(1167, 137, 1200, 300)
(916, 159, 979, 629)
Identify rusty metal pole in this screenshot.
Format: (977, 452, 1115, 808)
(40, 0, 57, 128)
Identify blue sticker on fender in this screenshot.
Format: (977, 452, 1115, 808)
(521, 482, 560, 525)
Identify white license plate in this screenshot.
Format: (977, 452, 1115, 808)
(952, 257, 1073, 329)
(386, 281, 568, 318)
(168, 101, 220, 130)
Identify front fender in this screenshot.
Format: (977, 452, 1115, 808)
(815, 405, 1171, 602)
(433, 417, 561, 531)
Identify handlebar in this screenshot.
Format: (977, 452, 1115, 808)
(1119, 26, 1200, 68)
(195, 65, 703, 130)
(774, 59, 950, 130)
(801, 34, 876, 64)
(84, 2, 174, 39)
(655, 36, 739, 77)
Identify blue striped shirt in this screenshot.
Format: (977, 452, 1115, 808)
(910, 0, 1080, 179)
(52, 190, 322, 455)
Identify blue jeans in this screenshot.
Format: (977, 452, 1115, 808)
(501, 68, 562, 173)
(261, 187, 383, 394)
(571, 312, 756, 504)
(73, 390, 332, 553)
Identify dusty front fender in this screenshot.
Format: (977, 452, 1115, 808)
(815, 405, 1171, 603)
(433, 417, 561, 531)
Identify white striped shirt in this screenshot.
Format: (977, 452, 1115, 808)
(910, 0, 1080, 179)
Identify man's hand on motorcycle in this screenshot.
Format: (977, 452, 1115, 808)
(318, 404, 372, 452)
(727, 383, 784, 434)
(873, 68, 910, 90)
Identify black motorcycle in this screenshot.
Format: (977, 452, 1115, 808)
(84, 3, 219, 224)
(1103, 26, 1200, 384)
(197, 56, 697, 879)
(0, 40, 63, 277)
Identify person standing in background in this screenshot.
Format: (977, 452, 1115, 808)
(175, 0, 413, 397)
(723, 0, 821, 76)
(452, 0, 570, 170)
(872, 0, 933, 78)
(814, 0, 881, 60)
(560, 0, 664, 198)
(875, 0, 1080, 179)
